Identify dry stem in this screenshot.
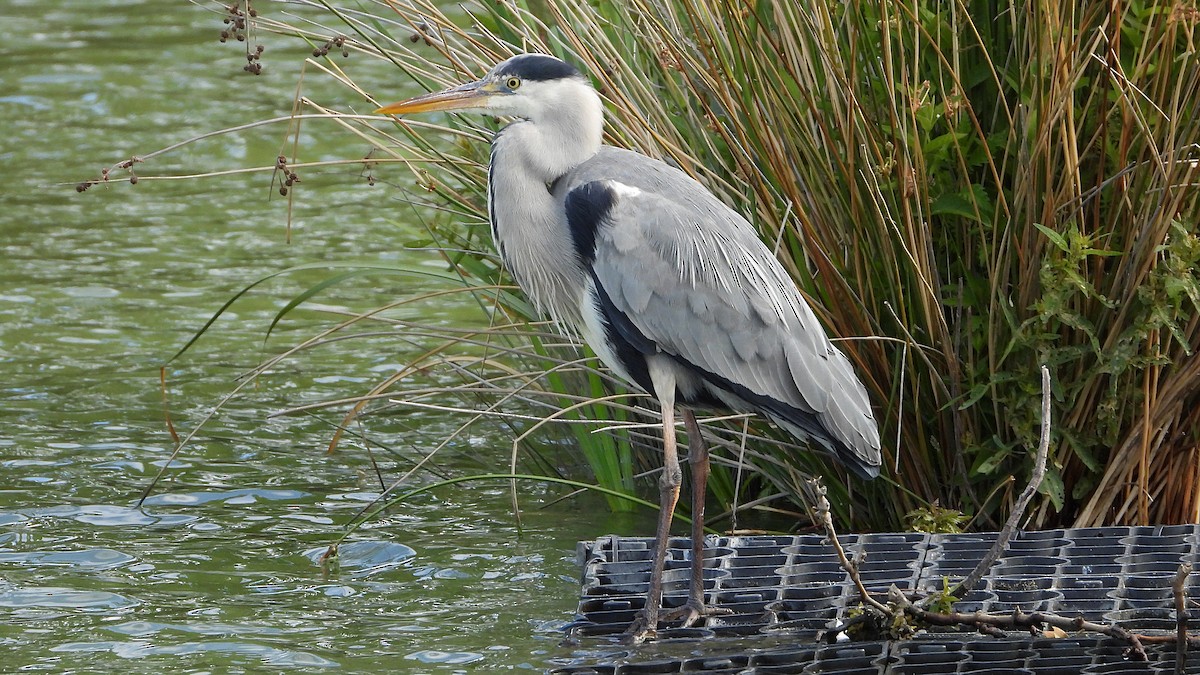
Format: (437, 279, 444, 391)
(888, 587, 1149, 661)
(944, 364, 1052, 600)
(812, 481, 890, 616)
(1175, 563, 1193, 675)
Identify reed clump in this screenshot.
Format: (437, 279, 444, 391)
(161, 0, 1200, 531)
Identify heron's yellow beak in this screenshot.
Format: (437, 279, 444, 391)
(374, 80, 493, 115)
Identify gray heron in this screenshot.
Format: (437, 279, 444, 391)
(376, 53, 881, 643)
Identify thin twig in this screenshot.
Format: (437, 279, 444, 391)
(1176, 562, 1192, 675)
(945, 364, 1052, 600)
(811, 478, 890, 615)
(889, 587, 1150, 661)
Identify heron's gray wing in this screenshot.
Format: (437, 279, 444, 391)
(570, 175, 880, 474)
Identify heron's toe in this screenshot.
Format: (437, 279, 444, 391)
(619, 616, 656, 645)
(659, 601, 733, 628)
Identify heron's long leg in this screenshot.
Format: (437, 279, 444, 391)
(655, 411, 731, 629)
(682, 409, 709, 612)
(625, 359, 681, 644)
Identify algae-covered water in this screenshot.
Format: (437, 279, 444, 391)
(0, 1, 655, 670)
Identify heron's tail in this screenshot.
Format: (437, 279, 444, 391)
(768, 414, 881, 481)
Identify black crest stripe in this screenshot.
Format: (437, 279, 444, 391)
(502, 54, 580, 81)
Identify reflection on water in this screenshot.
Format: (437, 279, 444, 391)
(0, 587, 139, 611)
(302, 540, 417, 578)
(51, 640, 341, 668)
(0, 548, 137, 569)
(0, 0, 656, 670)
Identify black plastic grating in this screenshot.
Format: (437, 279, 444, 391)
(551, 638, 1200, 674)
(556, 525, 1200, 673)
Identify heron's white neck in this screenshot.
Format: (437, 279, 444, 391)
(487, 83, 603, 327)
(495, 79, 604, 183)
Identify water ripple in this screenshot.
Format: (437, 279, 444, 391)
(140, 488, 308, 506)
(303, 540, 416, 578)
(107, 620, 288, 637)
(21, 504, 198, 527)
(405, 649, 485, 665)
(0, 513, 28, 526)
(0, 585, 138, 611)
(52, 639, 339, 667)
(0, 548, 135, 570)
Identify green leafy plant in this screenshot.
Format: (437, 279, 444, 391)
(906, 503, 969, 534)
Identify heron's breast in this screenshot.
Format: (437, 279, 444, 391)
(488, 158, 586, 324)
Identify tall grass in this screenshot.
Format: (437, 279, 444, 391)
(149, 0, 1200, 531)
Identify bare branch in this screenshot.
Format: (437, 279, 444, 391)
(1176, 562, 1193, 675)
(945, 364, 1052, 600)
(811, 478, 890, 615)
(889, 586, 1150, 660)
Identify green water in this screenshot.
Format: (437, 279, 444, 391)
(0, 1, 654, 671)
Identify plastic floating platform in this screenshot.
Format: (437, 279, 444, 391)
(554, 525, 1200, 674)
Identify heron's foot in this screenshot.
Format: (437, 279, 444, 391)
(658, 600, 733, 628)
(620, 602, 730, 644)
(619, 614, 657, 645)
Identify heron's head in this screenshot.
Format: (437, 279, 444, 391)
(375, 54, 600, 125)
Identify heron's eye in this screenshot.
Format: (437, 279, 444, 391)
(505, 76, 521, 90)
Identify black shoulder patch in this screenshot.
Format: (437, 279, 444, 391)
(501, 54, 581, 82)
(564, 181, 615, 267)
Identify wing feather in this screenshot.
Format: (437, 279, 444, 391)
(557, 147, 881, 473)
